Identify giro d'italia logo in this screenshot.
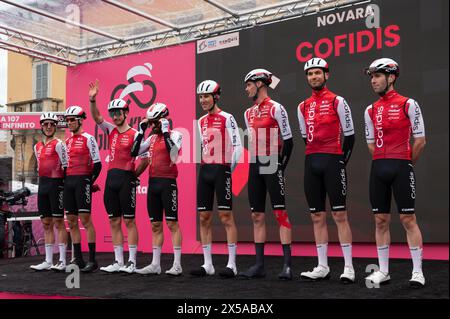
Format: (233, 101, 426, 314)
(110, 63, 157, 109)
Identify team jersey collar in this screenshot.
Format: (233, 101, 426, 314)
(43, 137, 56, 145)
(255, 96, 271, 108)
(312, 87, 329, 98)
(208, 107, 222, 116)
(380, 89, 398, 101)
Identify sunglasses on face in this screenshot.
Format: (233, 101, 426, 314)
(109, 109, 124, 118)
(41, 122, 56, 128)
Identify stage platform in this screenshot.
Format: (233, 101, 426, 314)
(0, 253, 448, 299)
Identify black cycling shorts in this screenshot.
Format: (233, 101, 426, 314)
(248, 158, 286, 213)
(38, 177, 64, 218)
(197, 164, 232, 212)
(147, 178, 178, 222)
(370, 159, 416, 214)
(304, 153, 347, 213)
(104, 169, 137, 219)
(64, 175, 92, 215)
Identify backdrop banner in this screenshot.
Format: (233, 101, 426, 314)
(196, 0, 449, 242)
(67, 43, 197, 253)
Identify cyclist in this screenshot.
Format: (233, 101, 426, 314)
(297, 58, 356, 283)
(30, 112, 68, 271)
(239, 69, 294, 280)
(364, 58, 426, 287)
(64, 106, 102, 273)
(190, 80, 242, 278)
(88, 80, 139, 274)
(131, 103, 183, 276)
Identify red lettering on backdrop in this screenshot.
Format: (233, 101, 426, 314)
(357, 30, 375, 53)
(315, 38, 333, 58)
(376, 28, 383, 49)
(385, 25, 401, 47)
(295, 24, 401, 62)
(349, 33, 355, 54)
(295, 41, 313, 62)
(334, 34, 347, 56)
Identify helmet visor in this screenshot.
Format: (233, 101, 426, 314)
(365, 67, 381, 76)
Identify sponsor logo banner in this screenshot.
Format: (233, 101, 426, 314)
(197, 32, 239, 54)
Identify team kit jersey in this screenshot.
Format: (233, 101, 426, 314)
(298, 88, 355, 155)
(297, 88, 355, 213)
(138, 129, 183, 222)
(364, 90, 426, 213)
(34, 139, 68, 218)
(64, 132, 101, 214)
(98, 120, 140, 219)
(197, 109, 242, 212)
(244, 97, 292, 213)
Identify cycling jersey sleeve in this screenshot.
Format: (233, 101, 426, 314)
(97, 120, 115, 135)
(406, 99, 426, 138)
(272, 103, 293, 140)
(140, 136, 151, 154)
(297, 102, 307, 139)
(87, 135, 101, 163)
(244, 109, 250, 131)
(167, 130, 183, 163)
(197, 120, 203, 146)
(55, 140, 68, 168)
(336, 97, 355, 136)
(279, 137, 293, 171)
(364, 105, 375, 144)
(33, 144, 38, 161)
(170, 131, 183, 150)
(226, 115, 242, 172)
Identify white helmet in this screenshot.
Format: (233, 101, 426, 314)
(107, 98, 128, 111)
(244, 68, 273, 85)
(40, 112, 58, 124)
(365, 58, 400, 77)
(304, 58, 329, 73)
(146, 103, 169, 120)
(197, 80, 221, 96)
(65, 106, 86, 119)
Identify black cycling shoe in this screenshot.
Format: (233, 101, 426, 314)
(70, 259, 86, 270)
(190, 267, 207, 277)
(278, 265, 293, 281)
(219, 267, 237, 278)
(238, 264, 266, 279)
(81, 261, 98, 273)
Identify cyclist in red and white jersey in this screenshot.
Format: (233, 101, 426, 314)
(239, 68, 294, 280)
(30, 112, 68, 271)
(297, 58, 356, 283)
(190, 80, 242, 278)
(64, 106, 102, 273)
(88, 80, 140, 274)
(364, 58, 426, 287)
(131, 103, 183, 276)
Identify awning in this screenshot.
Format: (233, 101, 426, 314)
(0, 0, 366, 65)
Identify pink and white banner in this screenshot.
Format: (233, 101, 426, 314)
(0, 113, 66, 130)
(66, 43, 197, 254)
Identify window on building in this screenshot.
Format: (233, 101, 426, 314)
(34, 62, 48, 99)
(32, 102, 43, 112)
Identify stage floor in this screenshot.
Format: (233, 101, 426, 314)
(0, 253, 448, 299)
